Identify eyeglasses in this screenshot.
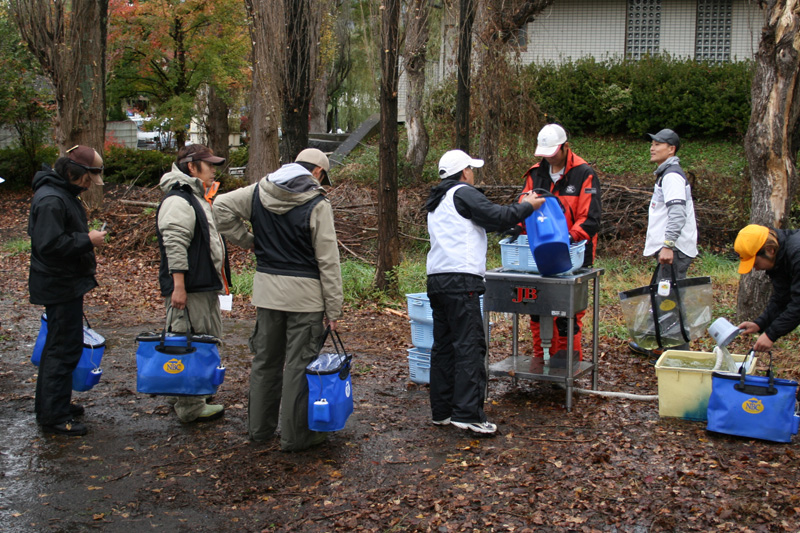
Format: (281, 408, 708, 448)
(72, 162, 104, 175)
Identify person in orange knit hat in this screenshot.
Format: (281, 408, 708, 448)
(735, 224, 800, 352)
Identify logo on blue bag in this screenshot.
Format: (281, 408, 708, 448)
(742, 397, 764, 414)
(345, 380, 351, 398)
(537, 213, 548, 223)
(163, 358, 185, 374)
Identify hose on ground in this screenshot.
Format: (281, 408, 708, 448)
(573, 388, 658, 401)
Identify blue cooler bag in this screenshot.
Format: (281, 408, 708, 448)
(707, 351, 800, 443)
(525, 190, 571, 276)
(306, 327, 353, 432)
(31, 313, 105, 392)
(135, 310, 225, 396)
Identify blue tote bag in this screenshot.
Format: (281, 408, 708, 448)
(306, 327, 354, 432)
(31, 313, 105, 392)
(135, 309, 225, 396)
(707, 351, 800, 443)
(524, 189, 571, 276)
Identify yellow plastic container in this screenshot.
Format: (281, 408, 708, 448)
(654, 350, 757, 421)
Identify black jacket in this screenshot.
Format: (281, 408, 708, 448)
(755, 228, 800, 342)
(425, 178, 534, 233)
(28, 165, 97, 305)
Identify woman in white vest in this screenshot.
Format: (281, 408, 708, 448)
(426, 150, 543, 435)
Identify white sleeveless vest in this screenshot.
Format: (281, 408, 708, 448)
(427, 184, 488, 276)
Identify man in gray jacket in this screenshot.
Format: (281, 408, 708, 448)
(214, 148, 343, 452)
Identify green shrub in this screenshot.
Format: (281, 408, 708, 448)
(519, 55, 753, 140)
(0, 145, 58, 188)
(103, 146, 174, 186)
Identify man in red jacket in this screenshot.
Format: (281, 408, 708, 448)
(515, 124, 602, 362)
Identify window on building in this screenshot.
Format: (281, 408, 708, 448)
(695, 0, 732, 62)
(626, 0, 661, 60)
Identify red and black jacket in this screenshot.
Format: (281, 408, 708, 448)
(519, 149, 602, 267)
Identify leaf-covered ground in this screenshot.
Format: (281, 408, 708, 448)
(1, 185, 800, 532)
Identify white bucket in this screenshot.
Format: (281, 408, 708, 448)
(707, 317, 741, 347)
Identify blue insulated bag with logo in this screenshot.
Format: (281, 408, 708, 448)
(135, 309, 225, 396)
(306, 327, 353, 432)
(707, 351, 800, 443)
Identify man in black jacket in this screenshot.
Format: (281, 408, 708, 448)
(28, 146, 107, 436)
(735, 224, 800, 352)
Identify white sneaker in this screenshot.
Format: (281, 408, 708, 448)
(451, 420, 497, 434)
(432, 417, 451, 426)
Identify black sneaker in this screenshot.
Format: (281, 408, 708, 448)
(42, 419, 88, 436)
(69, 404, 85, 417)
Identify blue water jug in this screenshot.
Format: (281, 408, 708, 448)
(525, 192, 571, 276)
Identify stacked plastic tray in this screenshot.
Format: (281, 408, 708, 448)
(498, 235, 586, 274)
(406, 293, 433, 384)
(405, 293, 486, 385)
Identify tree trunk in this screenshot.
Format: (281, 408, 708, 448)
(13, 0, 108, 209)
(207, 85, 230, 163)
(280, 0, 320, 162)
(375, 0, 400, 294)
(476, 45, 505, 183)
(310, 67, 329, 133)
(473, 0, 553, 181)
(454, 0, 475, 153)
(403, 0, 430, 183)
(739, 0, 800, 322)
(245, 0, 282, 182)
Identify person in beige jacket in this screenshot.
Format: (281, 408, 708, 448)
(213, 148, 342, 451)
(156, 144, 228, 423)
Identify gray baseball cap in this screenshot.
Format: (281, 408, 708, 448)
(645, 129, 680, 150)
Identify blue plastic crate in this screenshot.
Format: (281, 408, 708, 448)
(410, 320, 434, 350)
(406, 293, 433, 324)
(499, 235, 586, 275)
(407, 346, 431, 362)
(407, 348, 431, 384)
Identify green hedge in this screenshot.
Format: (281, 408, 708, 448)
(524, 55, 753, 140)
(102, 146, 175, 186)
(0, 145, 59, 188)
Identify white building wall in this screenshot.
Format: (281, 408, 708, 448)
(731, 0, 764, 61)
(524, 0, 628, 64)
(660, 0, 697, 58)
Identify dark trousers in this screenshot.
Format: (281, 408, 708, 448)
(655, 249, 694, 350)
(655, 249, 693, 282)
(35, 297, 84, 425)
(429, 291, 488, 424)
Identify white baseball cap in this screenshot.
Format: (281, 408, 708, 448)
(534, 124, 568, 157)
(438, 150, 484, 179)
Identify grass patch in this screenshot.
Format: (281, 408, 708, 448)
(2, 238, 31, 256)
(230, 268, 254, 297)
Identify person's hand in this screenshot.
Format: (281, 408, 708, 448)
(754, 332, 774, 352)
(500, 225, 523, 243)
(171, 272, 187, 310)
(171, 286, 187, 310)
(737, 321, 759, 335)
(327, 319, 338, 331)
(521, 191, 545, 211)
(89, 230, 107, 247)
(658, 247, 674, 264)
